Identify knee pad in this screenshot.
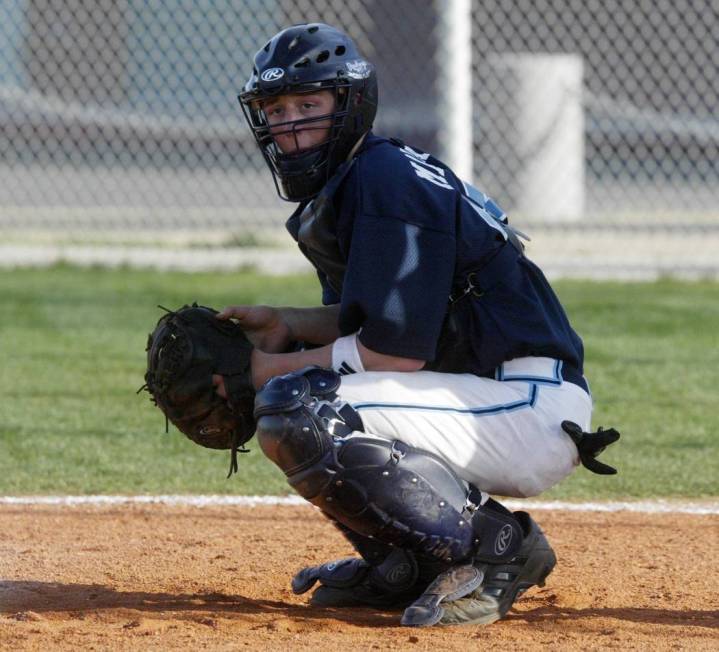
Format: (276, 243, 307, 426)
(254, 366, 359, 497)
(254, 367, 522, 564)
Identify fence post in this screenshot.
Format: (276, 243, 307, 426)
(437, 0, 473, 182)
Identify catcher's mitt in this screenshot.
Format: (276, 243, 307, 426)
(141, 303, 255, 476)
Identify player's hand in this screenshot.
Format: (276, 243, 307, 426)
(212, 374, 227, 399)
(216, 305, 293, 353)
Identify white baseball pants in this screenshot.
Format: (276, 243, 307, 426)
(335, 357, 593, 498)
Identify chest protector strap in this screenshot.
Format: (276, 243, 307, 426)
(294, 160, 356, 297)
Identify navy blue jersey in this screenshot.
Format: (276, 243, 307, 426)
(286, 133, 585, 378)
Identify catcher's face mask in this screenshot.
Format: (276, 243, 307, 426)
(239, 22, 377, 202)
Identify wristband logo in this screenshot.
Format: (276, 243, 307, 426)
(338, 361, 356, 375)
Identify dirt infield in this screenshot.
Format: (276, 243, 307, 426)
(1, 504, 717, 651)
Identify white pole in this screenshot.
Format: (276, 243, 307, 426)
(437, 0, 473, 182)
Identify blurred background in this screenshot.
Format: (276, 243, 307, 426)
(1, 0, 717, 278)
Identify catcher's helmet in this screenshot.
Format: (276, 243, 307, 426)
(239, 23, 378, 202)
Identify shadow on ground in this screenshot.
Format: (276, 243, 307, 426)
(2, 580, 717, 630)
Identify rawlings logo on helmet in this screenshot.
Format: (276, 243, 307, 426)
(260, 67, 285, 82)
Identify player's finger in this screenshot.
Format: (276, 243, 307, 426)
(216, 305, 248, 320)
(212, 374, 227, 399)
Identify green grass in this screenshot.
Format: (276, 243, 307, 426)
(0, 266, 717, 499)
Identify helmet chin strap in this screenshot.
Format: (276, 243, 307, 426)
(346, 132, 368, 161)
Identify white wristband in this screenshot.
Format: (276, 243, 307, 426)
(331, 333, 365, 375)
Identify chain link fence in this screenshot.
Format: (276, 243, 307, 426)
(1, 0, 717, 275)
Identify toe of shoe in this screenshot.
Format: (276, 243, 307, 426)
(438, 594, 502, 626)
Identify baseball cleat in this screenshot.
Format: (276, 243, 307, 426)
(400, 564, 484, 626)
(438, 511, 557, 625)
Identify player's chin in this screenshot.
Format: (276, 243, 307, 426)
(278, 143, 313, 156)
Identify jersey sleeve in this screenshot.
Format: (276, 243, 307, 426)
(337, 146, 458, 361)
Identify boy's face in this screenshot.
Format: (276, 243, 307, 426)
(260, 90, 336, 154)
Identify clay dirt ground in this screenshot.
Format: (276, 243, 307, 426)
(0, 504, 717, 651)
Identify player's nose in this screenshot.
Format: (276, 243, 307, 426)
(282, 104, 303, 123)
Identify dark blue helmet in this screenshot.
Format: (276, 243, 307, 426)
(239, 23, 378, 202)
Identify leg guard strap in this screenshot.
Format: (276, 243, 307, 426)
(292, 547, 419, 597)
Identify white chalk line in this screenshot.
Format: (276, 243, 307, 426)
(0, 495, 717, 515)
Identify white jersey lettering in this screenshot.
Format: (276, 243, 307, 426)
(400, 145, 430, 163)
(400, 145, 453, 190)
(409, 162, 453, 189)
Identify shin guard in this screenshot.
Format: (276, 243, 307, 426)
(255, 368, 523, 564)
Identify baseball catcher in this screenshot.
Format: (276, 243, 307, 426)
(142, 304, 256, 476)
(145, 22, 621, 628)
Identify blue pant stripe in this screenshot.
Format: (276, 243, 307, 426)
(353, 384, 539, 416)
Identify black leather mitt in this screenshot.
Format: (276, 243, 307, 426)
(142, 303, 255, 476)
